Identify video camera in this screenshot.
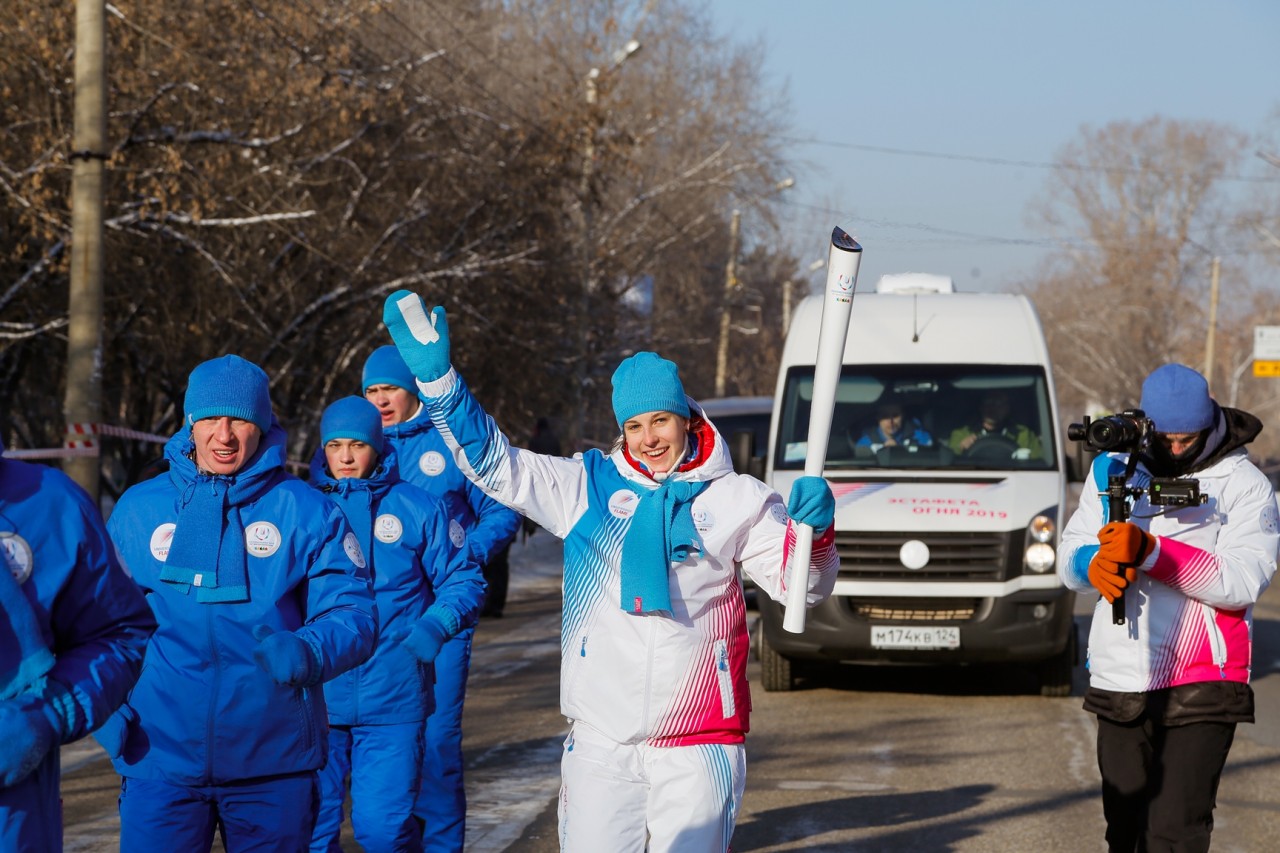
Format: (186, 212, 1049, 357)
(1068, 407, 1208, 509)
(1066, 409, 1152, 454)
(1069, 407, 1208, 625)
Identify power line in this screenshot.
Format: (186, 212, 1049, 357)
(776, 135, 1280, 184)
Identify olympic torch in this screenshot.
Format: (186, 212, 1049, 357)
(783, 227, 862, 634)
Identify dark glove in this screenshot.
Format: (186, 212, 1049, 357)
(1088, 554, 1137, 603)
(786, 476, 835, 535)
(252, 625, 321, 687)
(390, 611, 456, 664)
(1097, 521, 1156, 565)
(382, 291, 452, 383)
(93, 704, 137, 760)
(0, 698, 58, 787)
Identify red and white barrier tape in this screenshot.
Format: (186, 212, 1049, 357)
(3, 422, 169, 460)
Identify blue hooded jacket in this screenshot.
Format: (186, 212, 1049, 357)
(386, 408, 520, 566)
(105, 421, 377, 785)
(308, 445, 485, 725)
(0, 442, 155, 851)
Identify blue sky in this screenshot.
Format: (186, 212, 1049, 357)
(710, 0, 1280, 292)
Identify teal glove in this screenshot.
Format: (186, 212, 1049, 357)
(787, 476, 835, 535)
(251, 625, 321, 688)
(0, 698, 58, 787)
(93, 704, 137, 760)
(382, 291, 452, 383)
(391, 610, 457, 664)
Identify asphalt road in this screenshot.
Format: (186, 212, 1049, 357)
(64, 531, 1280, 851)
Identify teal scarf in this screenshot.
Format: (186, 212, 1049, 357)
(618, 477, 707, 614)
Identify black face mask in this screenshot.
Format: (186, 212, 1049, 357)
(1143, 429, 1209, 478)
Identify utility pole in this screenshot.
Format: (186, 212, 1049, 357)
(1203, 255, 1221, 392)
(714, 209, 741, 398)
(64, 0, 107, 498)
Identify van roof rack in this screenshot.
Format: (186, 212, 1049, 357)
(875, 273, 954, 294)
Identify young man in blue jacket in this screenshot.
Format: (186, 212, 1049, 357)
(0, 439, 155, 852)
(362, 345, 519, 852)
(102, 355, 378, 853)
(308, 397, 485, 853)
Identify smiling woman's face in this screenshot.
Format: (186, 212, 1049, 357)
(623, 411, 688, 474)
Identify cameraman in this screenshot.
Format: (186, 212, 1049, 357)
(1060, 363, 1278, 852)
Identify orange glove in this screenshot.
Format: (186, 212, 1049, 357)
(1097, 521, 1156, 565)
(1088, 554, 1137, 603)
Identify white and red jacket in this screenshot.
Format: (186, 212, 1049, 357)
(419, 368, 838, 746)
(1061, 442, 1278, 694)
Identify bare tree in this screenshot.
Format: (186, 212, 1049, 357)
(1026, 117, 1249, 418)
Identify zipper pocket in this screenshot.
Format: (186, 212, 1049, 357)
(714, 639, 735, 718)
(1200, 604, 1227, 677)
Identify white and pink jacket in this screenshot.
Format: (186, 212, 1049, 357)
(419, 368, 839, 747)
(1061, 449, 1278, 693)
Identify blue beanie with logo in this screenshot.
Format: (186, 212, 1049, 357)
(184, 355, 273, 434)
(362, 345, 418, 393)
(1140, 363, 1216, 433)
(611, 352, 690, 429)
(320, 396, 384, 454)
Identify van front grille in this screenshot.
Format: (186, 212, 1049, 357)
(835, 530, 1013, 581)
(848, 598, 980, 622)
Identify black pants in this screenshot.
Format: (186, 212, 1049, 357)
(480, 544, 510, 617)
(1096, 715, 1236, 853)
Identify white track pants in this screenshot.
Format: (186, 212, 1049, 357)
(557, 721, 746, 853)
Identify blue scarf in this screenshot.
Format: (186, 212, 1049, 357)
(308, 445, 398, 572)
(160, 422, 287, 603)
(618, 476, 708, 614)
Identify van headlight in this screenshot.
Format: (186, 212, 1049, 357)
(1023, 511, 1057, 573)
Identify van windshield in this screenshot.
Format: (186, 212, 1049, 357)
(774, 364, 1058, 471)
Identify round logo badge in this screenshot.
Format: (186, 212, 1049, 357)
(342, 531, 367, 569)
(608, 490, 640, 520)
(692, 507, 715, 534)
(769, 503, 790, 525)
(375, 513, 404, 544)
(419, 451, 447, 477)
(1261, 501, 1279, 535)
(244, 521, 282, 559)
(448, 519, 467, 549)
(149, 523, 177, 562)
(899, 540, 930, 571)
(0, 532, 34, 584)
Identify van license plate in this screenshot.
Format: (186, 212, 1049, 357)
(870, 626, 960, 650)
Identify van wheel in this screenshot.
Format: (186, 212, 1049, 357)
(758, 627, 795, 692)
(1037, 624, 1078, 697)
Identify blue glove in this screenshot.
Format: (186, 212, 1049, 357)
(382, 291, 452, 383)
(391, 611, 456, 664)
(93, 704, 137, 760)
(0, 698, 58, 787)
(251, 625, 321, 688)
(787, 476, 835, 534)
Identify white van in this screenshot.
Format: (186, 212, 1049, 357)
(758, 274, 1077, 695)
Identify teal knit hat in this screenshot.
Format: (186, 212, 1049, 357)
(611, 352, 690, 429)
(184, 355, 273, 434)
(320, 396, 384, 454)
(362, 345, 418, 393)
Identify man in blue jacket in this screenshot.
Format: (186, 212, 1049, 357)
(102, 355, 378, 853)
(308, 397, 485, 853)
(0, 439, 155, 852)
(362, 345, 519, 852)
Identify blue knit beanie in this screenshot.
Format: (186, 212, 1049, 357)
(320, 396, 384, 454)
(1140, 363, 1216, 433)
(611, 352, 690, 428)
(362, 345, 418, 393)
(184, 355, 273, 434)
